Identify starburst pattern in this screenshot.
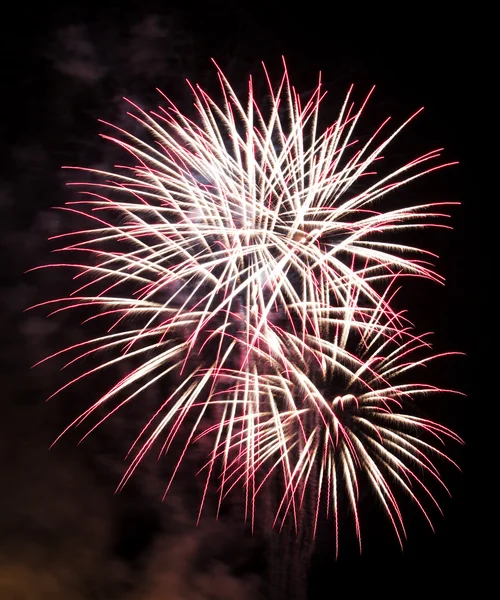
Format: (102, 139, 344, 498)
(32, 60, 462, 551)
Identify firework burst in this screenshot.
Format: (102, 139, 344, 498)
(32, 59, 461, 550)
(201, 316, 462, 555)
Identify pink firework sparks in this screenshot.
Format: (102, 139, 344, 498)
(31, 59, 462, 552)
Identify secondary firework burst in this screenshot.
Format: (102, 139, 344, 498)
(200, 313, 462, 555)
(32, 59, 461, 549)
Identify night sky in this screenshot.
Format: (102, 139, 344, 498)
(1, 2, 475, 599)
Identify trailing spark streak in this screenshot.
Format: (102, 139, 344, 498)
(32, 60, 461, 551)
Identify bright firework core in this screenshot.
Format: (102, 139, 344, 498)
(33, 59, 462, 556)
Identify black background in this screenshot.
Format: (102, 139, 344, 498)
(1, 2, 478, 598)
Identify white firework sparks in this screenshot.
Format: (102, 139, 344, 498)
(32, 59, 462, 551)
